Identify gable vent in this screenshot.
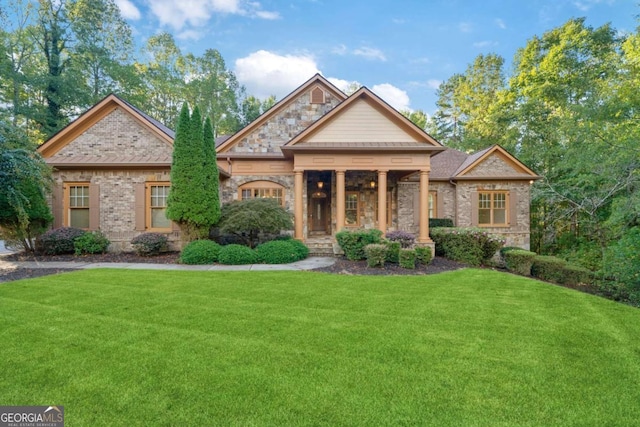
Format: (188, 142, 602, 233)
(310, 87, 325, 104)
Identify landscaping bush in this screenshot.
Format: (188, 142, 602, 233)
(218, 244, 258, 265)
(335, 229, 383, 261)
(601, 227, 640, 304)
(131, 233, 168, 256)
(288, 239, 309, 260)
(399, 248, 416, 269)
(429, 218, 454, 228)
(255, 240, 307, 264)
(560, 264, 594, 287)
(218, 199, 293, 248)
(37, 227, 86, 255)
(415, 246, 433, 265)
(74, 231, 110, 255)
(430, 227, 505, 266)
(503, 249, 537, 276)
(531, 256, 566, 283)
(364, 244, 387, 268)
(385, 241, 401, 263)
(179, 240, 221, 265)
(385, 230, 415, 248)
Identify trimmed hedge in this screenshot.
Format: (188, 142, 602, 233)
(288, 239, 310, 260)
(335, 229, 383, 261)
(218, 244, 258, 265)
(364, 244, 387, 268)
(399, 248, 416, 269)
(37, 227, 86, 255)
(131, 233, 168, 256)
(385, 241, 401, 263)
(255, 240, 308, 264)
(180, 240, 221, 265)
(531, 256, 566, 283)
(431, 227, 504, 266)
(561, 264, 594, 287)
(503, 249, 537, 276)
(429, 218, 454, 228)
(415, 246, 433, 265)
(74, 231, 110, 255)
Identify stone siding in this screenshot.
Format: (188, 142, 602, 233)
(55, 107, 172, 158)
(464, 153, 525, 177)
(220, 175, 295, 214)
(228, 87, 341, 154)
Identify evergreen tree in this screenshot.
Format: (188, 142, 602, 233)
(203, 116, 221, 225)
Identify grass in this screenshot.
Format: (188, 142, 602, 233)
(1, 268, 640, 426)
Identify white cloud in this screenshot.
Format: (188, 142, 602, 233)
(327, 77, 361, 94)
(115, 0, 141, 20)
(235, 50, 319, 99)
(495, 18, 506, 29)
(572, 0, 605, 11)
(353, 47, 387, 61)
(426, 79, 441, 89)
(332, 44, 348, 55)
(177, 29, 203, 40)
(458, 22, 473, 33)
(473, 40, 497, 48)
(146, 0, 279, 30)
(371, 83, 410, 111)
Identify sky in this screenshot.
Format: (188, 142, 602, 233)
(113, 0, 638, 114)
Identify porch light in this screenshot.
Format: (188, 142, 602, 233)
(317, 181, 324, 189)
(370, 180, 376, 188)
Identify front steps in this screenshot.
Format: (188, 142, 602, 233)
(305, 235, 341, 257)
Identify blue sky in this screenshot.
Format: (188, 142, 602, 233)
(114, 0, 638, 113)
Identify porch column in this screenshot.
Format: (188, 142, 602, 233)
(294, 170, 304, 240)
(377, 170, 388, 234)
(336, 170, 345, 231)
(418, 169, 432, 243)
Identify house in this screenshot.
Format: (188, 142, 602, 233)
(37, 74, 540, 253)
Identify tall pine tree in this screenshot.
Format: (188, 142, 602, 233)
(203, 116, 221, 225)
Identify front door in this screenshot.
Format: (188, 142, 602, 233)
(310, 196, 328, 233)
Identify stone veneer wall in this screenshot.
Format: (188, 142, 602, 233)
(54, 108, 172, 158)
(219, 175, 295, 215)
(52, 169, 180, 252)
(228, 87, 342, 154)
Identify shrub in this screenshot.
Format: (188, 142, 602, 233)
(601, 227, 640, 304)
(399, 248, 416, 269)
(335, 229, 383, 261)
(179, 240, 221, 265)
(560, 264, 594, 287)
(415, 246, 433, 265)
(531, 256, 566, 283)
(255, 240, 307, 264)
(429, 218, 454, 228)
(218, 199, 293, 248)
(430, 227, 505, 266)
(385, 241, 401, 263)
(287, 239, 309, 260)
(503, 249, 537, 276)
(74, 231, 110, 255)
(385, 230, 415, 248)
(364, 244, 387, 268)
(131, 233, 168, 256)
(218, 244, 258, 265)
(37, 227, 86, 255)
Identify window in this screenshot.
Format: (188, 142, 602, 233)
(345, 192, 359, 226)
(238, 181, 285, 206)
(65, 183, 90, 228)
(478, 191, 508, 226)
(428, 192, 437, 219)
(147, 183, 171, 230)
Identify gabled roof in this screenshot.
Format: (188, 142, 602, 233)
(454, 145, 539, 179)
(216, 74, 347, 153)
(38, 93, 174, 158)
(281, 86, 444, 156)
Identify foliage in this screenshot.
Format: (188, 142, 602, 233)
(601, 227, 640, 304)
(217, 244, 258, 265)
(384, 230, 415, 248)
(255, 240, 308, 264)
(561, 265, 594, 287)
(74, 230, 110, 255)
(37, 227, 86, 255)
(179, 240, 221, 265)
(287, 239, 309, 260)
(202, 116, 221, 226)
(531, 256, 567, 283)
(335, 229, 383, 261)
(398, 248, 416, 269)
(385, 241, 401, 263)
(218, 198, 293, 249)
(364, 243, 387, 268)
(503, 249, 537, 276)
(131, 233, 168, 256)
(431, 227, 505, 266)
(415, 246, 433, 265)
(429, 218, 454, 229)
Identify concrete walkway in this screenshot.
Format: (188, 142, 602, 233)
(0, 256, 336, 272)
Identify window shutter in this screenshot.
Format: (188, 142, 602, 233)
(471, 191, 479, 226)
(436, 190, 444, 218)
(89, 184, 100, 230)
(135, 184, 146, 231)
(52, 183, 63, 228)
(509, 191, 518, 226)
(413, 190, 420, 226)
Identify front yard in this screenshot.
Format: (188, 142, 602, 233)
(1, 269, 639, 426)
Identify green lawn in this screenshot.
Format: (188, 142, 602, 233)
(1, 269, 639, 426)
